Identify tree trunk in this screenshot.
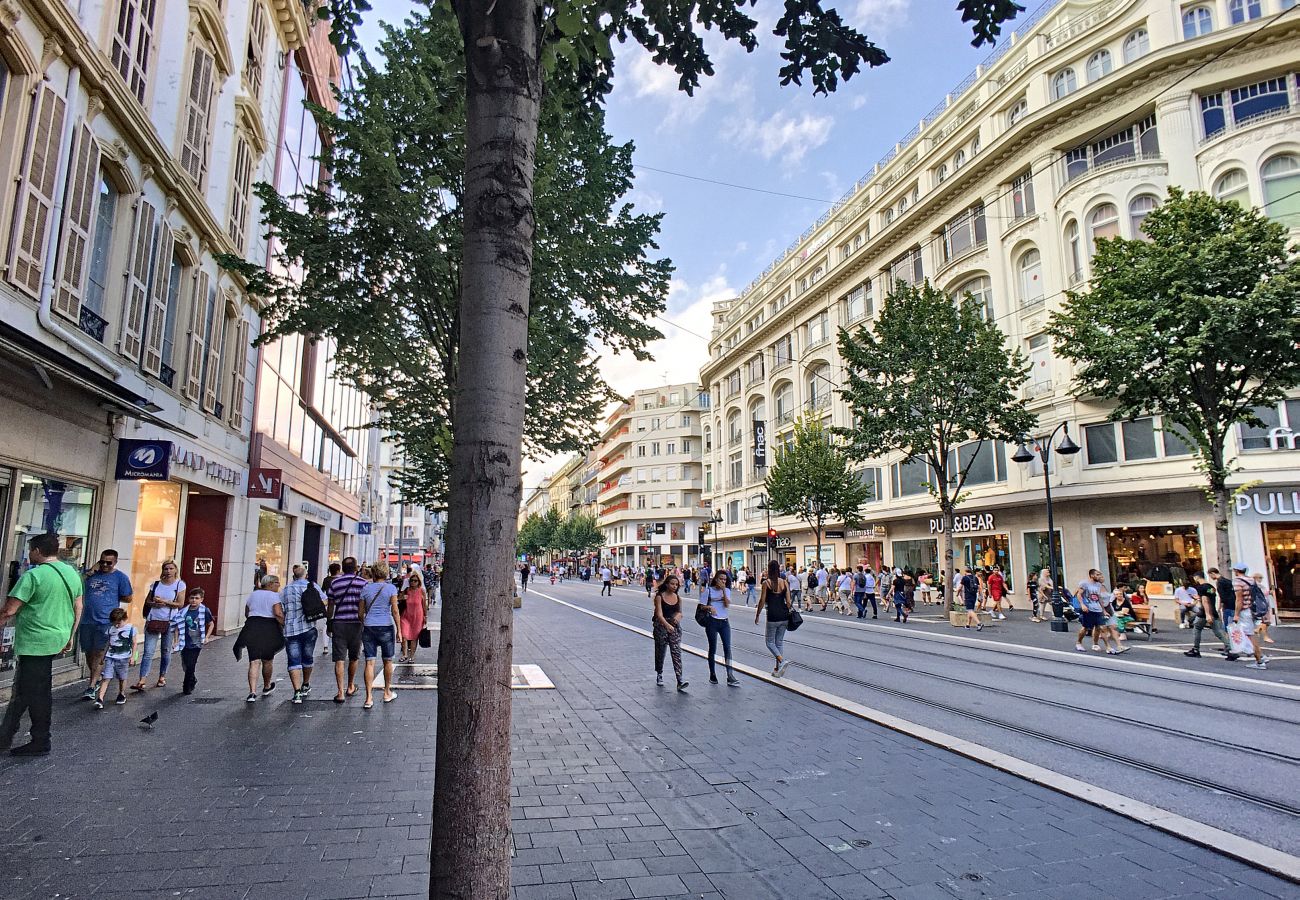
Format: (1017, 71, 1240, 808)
(432, 1, 540, 897)
(941, 504, 955, 604)
(1210, 480, 1233, 573)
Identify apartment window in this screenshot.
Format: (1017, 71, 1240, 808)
(726, 500, 740, 525)
(704, 465, 712, 491)
(806, 363, 831, 407)
(181, 46, 216, 187)
(111, 0, 157, 103)
(746, 353, 764, 384)
(228, 136, 253, 251)
(119, 200, 157, 362)
(936, 163, 948, 184)
(636, 444, 646, 457)
(856, 467, 883, 503)
(1182, 6, 1213, 38)
(158, 248, 186, 377)
(201, 294, 227, 414)
(775, 382, 794, 422)
(650, 442, 660, 456)
(1228, 0, 1261, 24)
(884, 208, 895, 225)
(1018, 248, 1044, 305)
(947, 440, 1007, 487)
(1011, 171, 1035, 219)
(887, 247, 924, 287)
(1064, 115, 1158, 181)
(1200, 94, 1226, 139)
(843, 282, 870, 322)
(728, 411, 742, 445)
(83, 174, 119, 315)
(1086, 50, 1112, 83)
(141, 220, 176, 377)
(1262, 154, 1300, 225)
(680, 413, 691, 427)
(941, 205, 986, 263)
(953, 275, 993, 321)
(244, 0, 268, 100)
(805, 311, 830, 347)
(50, 124, 103, 323)
(184, 270, 211, 400)
(1088, 203, 1120, 251)
(703, 425, 712, 452)
(1084, 422, 1118, 465)
(952, 150, 965, 171)
(666, 442, 676, 455)
(772, 334, 793, 367)
(728, 452, 742, 487)
(9, 86, 67, 299)
(725, 370, 741, 396)
(636, 495, 646, 509)
(1240, 399, 1300, 449)
(1007, 98, 1027, 127)
(1085, 417, 1191, 465)
(227, 315, 250, 430)
(682, 439, 692, 453)
(1214, 168, 1250, 206)
(1026, 333, 1051, 391)
(1129, 195, 1159, 238)
(890, 456, 932, 497)
(1052, 68, 1077, 100)
(1065, 221, 1083, 282)
(1123, 29, 1150, 63)
(1228, 77, 1290, 125)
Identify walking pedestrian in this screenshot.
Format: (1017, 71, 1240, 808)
(134, 560, 185, 691)
(1253, 572, 1277, 645)
(652, 574, 688, 691)
(1027, 569, 1041, 622)
(836, 568, 854, 615)
(1036, 569, 1054, 622)
(756, 560, 791, 677)
(1213, 567, 1237, 627)
(0, 534, 82, 756)
(1230, 563, 1269, 669)
(987, 566, 1007, 620)
(892, 571, 908, 622)
(78, 549, 132, 700)
(399, 571, 427, 662)
(360, 563, 400, 708)
(789, 565, 803, 611)
(326, 557, 367, 703)
(961, 568, 982, 630)
(701, 571, 739, 685)
(815, 563, 829, 610)
(1075, 569, 1108, 652)
(861, 566, 878, 619)
(237, 575, 284, 702)
(519, 563, 530, 594)
(1186, 571, 1237, 660)
(280, 565, 319, 704)
(319, 562, 340, 656)
(176, 587, 214, 695)
(92, 607, 134, 709)
(600, 563, 612, 596)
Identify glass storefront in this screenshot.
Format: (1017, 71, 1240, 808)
(802, 545, 836, 567)
(891, 538, 937, 575)
(957, 533, 1013, 588)
(328, 529, 344, 563)
(1022, 530, 1065, 582)
(1104, 524, 1203, 591)
(257, 509, 292, 580)
(129, 481, 183, 626)
(848, 541, 884, 571)
(1263, 524, 1299, 612)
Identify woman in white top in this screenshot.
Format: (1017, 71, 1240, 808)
(701, 571, 739, 686)
(133, 560, 186, 691)
(1174, 581, 1199, 628)
(237, 574, 285, 702)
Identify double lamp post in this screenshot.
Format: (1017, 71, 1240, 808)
(1011, 423, 1080, 633)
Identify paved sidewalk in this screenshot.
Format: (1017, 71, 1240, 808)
(0, 596, 1292, 900)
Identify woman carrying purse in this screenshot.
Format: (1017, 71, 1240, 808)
(133, 560, 185, 691)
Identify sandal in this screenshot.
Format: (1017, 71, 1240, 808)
(155, 678, 166, 688)
(345, 686, 358, 698)
(130, 683, 147, 692)
(383, 693, 396, 703)
(333, 695, 345, 704)
(363, 700, 374, 709)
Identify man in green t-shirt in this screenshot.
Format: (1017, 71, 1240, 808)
(0, 533, 83, 756)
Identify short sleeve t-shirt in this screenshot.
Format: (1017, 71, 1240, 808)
(83, 569, 133, 624)
(246, 589, 281, 619)
(327, 573, 367, 621)
(362, 582, 398, 627)
(146, 579, 186, 622)
(961, 574, 979, 601)
(704, 586, 730, 620)
(10, 560, 82, 656)
(1077, 579, 1106, 612)
(1195, 582, 1216, 615)
(105, 623, 136, 660)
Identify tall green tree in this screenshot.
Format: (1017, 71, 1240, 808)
(539, 507, 565, 559)
(320, 2, 1025, 895)
(1048, 188, 1300, 570)
(222, 7, 669, 504)
(764, 417, 871, 567)
(839, 281, 1035, 582)
(560, 513, 605, 556)
(516, 512, 547, 557)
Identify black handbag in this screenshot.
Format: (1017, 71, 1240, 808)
(418, 627, 432, 649)
(786, 608, 804, 632)
(694, 604, 711, 627)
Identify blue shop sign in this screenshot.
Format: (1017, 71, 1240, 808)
(357, 521, 373, 535)
(116, 439, 173, 481)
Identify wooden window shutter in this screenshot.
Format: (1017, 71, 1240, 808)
(244, 1, 267, 102)
(51, 122, 101, 322)
(141, 220, 173, 376)
(203, 306, 226, 412)
(9, 86, 67, 298)
(118, 199, 155, 362)
(185, 270, 209, 401)
(111, 0, 157, 104)
(181, 47, 215, 186)
(227, 316, 249, 431)
(228, 137, 252, 250)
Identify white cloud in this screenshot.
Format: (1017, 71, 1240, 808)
(852, 0, 910, 35)
(850, 94, 869, 110)
(732, 110, 834, 163)
(624, 48, 680, 100)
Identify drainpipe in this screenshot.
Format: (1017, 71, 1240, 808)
(36, 65, 118, 373)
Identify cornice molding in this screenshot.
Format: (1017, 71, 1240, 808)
(234, 93, 268, 157)
(270, 0, 312, 50)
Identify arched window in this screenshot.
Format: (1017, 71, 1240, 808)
(1229, 0, 1261, 24)
(1182, 6, 1213, 38)
(1129, 194, 1159, 238)
(954, 149, 966, 170)
(806, 364, 830, 408)
(1007, 98, 1027, 127)
(1088, 202, 1120, 251)
(953, 275, 994, 321)
(84, 173, 121, 316)
(1018, 249, 1044, 305)
(1261, 153, 1300, 226)
(1123, 29, 1150, 62)
(1086, 50, 1112, 82)
(971, 135, 982, 155)
(884, 208, 895, 224)
(1064, 221, 1083, 283)
(703, 424, 712, 452)
(1052, 68, 1077, 100)
(1213, 168, 1250, 207)
(774, 382, 794, 422)
(898, 196, 908, 213)
(727, 410, 742, 445)
(749, 399, 767, 436)
(936, 163, 948, 183)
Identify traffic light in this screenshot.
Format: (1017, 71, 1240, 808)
(767, 528, 777, 543)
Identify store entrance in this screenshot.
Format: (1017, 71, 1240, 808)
(181, 493, 228, 619)
(1263, 523, 1299, 613)
(849, 541, 884, 571)
(303, 522, 323, 582)
(957, 533, 1013, 588)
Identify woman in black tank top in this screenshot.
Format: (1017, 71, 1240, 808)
(652, 575, 688, 691)
(755, 560, 792, 677)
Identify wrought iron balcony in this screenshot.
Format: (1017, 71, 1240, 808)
(77, 307, 108, 343)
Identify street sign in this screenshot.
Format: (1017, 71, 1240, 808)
(247, 468, 283, 499)
(357, 521, 372, 535)
(115, 439, 172, 481)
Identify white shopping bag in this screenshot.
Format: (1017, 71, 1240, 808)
(1228, 624, 1254, 656)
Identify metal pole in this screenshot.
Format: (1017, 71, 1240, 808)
(1042, 447, 1068, 632)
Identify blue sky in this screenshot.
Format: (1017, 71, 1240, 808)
(355, 1, 1031, 488)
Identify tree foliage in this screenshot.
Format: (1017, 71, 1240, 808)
(838, 281, 1035, 573)
(516, 512, 548, 557)
(764, 417, 872, 561)
(1048, 188, 1300, 567)
(221, 6, 671, 506)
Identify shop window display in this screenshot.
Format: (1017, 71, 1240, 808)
(256, 509, 291, 580)
(1104, 525, 1202, 591)
(130, 481, 182, 623)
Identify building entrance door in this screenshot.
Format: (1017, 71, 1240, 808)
(1263, 523, 1299, 613)
(302, 522, 323, 583)
(181, 493, 228, 619)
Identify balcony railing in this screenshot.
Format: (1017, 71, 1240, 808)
(1019, 293, 1046, 311)
(1059, 146, 1162, 191)
(1040, 0, 1119, 51)
(601, 500, 629, 515)
(805, 333, 831, 352)
(806, 394, 831, 412)
(775, 408, 796, 426)
(78, 306, 108, 342)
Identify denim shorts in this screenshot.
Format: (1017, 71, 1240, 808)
(78, 621, 111, 654)
(284, 629, 318, 671)
(100, 657, 129, 682)
(362, 625, 396, 660)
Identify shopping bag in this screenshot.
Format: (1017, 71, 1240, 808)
(786, 608, 803, 632)
(418, 627, 432, 649)
(1228, 624, 1254, 656)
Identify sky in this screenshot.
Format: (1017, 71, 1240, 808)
(355, 0, 1036, 492)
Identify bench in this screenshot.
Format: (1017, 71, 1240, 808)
(1125, 603, 1156, 640)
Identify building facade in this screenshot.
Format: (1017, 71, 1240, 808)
(701, 0, 1300, 610)
(376, 440, 444, 569)
(596, 383, 711, 568)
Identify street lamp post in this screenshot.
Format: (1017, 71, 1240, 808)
(707, 510, 723, 572)
(1011, 424, 1081, 633)
(757, 495, 773, 569)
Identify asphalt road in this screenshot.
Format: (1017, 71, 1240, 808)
(529, 578, 1300, 858)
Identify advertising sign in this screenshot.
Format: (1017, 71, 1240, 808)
(247, 468, 283, 499)
(115, 439, 172, 481)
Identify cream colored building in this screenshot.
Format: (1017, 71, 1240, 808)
(596, 383, 711, 568)
(701, 0, 1300, 612)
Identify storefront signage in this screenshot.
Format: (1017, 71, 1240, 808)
(750, 538, 769, 551)
(929, 513, 996, 534)
(1235, 490, 1300, 517)
(192, 558, 213, 575)
(170, 445, 242, 487)
(847, 525, 887, 539)
(357, 521, 373, 535)
(115, 439, 172, 481)
(248, 468, 283, 499)
(753, 419, 767, 469)
(1267, 428, 1298, 451)
(825, 529, 846, 540)
(298, 499, 333, 523)
(654, 522, 666, 535)
(771, 536, 792, 548)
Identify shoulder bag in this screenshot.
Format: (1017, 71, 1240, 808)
(694, 591, 713, 627)
(786, 607, 803, 632)
(144, 581, 170, 634)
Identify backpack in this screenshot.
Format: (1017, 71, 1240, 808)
(855, 571, 867, 590)
(1247, 580, 1270, 619)
(301, 581, 327, 622)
